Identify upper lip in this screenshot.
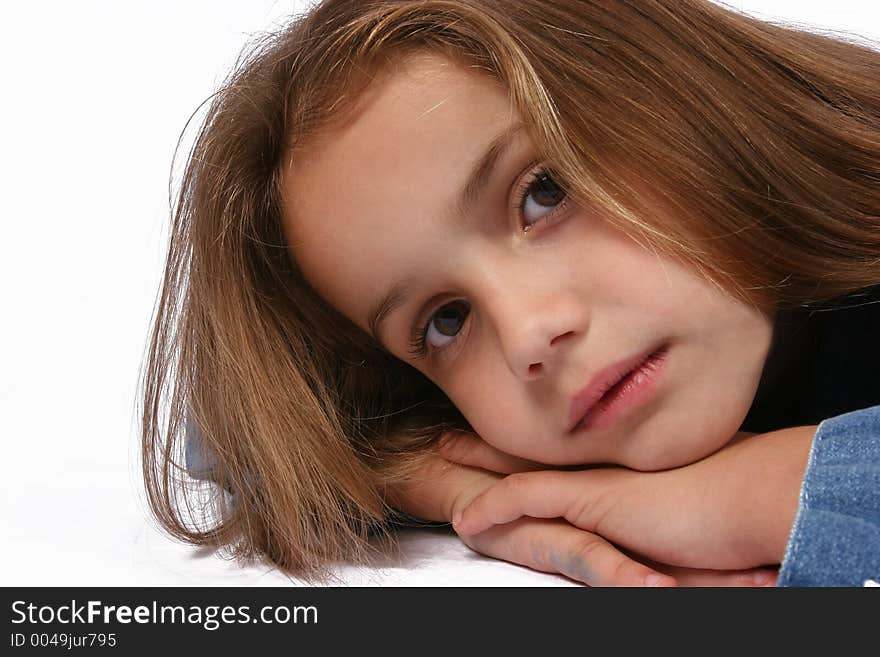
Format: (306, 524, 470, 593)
(568, 342, 664, 433)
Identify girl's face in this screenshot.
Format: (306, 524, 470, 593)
(281, 53, 774, 470)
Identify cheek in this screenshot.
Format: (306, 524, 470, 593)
(686, 292, 775, 382)
(623, 311, 773, 470)
(442, 360, 532, 456)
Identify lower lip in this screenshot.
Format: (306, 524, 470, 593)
(573, 345, 668, 433)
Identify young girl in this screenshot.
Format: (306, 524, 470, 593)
(141, 0, 880, 587)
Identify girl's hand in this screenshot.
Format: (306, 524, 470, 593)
(447, 463, 777, 587)
(389, 452, 679, 585)
(443, 426, 815, 571)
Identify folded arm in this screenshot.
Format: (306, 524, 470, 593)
(385, 437, 777, 586)
(447, 407, 880, 586)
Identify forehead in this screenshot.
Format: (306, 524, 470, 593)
(280, 53, 516, 331)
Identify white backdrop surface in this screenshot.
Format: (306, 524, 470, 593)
(2, 1, 878, 586)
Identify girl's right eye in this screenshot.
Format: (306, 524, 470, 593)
(407, 299, 471, 359)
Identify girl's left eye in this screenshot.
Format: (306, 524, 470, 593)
(515, 166, 568, 231)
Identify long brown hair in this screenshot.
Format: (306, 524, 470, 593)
(140, 0, 880, 580)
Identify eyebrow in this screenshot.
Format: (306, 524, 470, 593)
(366, 122, 525, 347)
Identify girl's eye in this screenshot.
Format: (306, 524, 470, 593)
(407, 300, 471, 359)
(516, 167, 568, 231)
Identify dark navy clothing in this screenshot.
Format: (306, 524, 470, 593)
(742, 284, 880, 433)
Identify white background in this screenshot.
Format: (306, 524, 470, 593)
(2, 2, 878, 586)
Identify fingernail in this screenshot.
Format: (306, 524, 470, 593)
(645, 574, 676, 587)
(452, 510, 462, 527)
(752, 571, 776, 587)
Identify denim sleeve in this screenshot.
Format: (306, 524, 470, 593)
(776, 404, 880, 587)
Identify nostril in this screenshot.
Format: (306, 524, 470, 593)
(550, 331, 575, 347)
(528, 362, 543, 375)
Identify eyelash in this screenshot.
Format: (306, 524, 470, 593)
(406, 164, 569, 359)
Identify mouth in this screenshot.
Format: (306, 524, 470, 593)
(568, 342, 669, 434)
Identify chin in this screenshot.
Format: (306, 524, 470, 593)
(616, 409, 747, 471)
(622, 449, 704, 472)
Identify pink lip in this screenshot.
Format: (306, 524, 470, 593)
(568, 343, 668, 433)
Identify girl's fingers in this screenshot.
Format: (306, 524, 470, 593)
(457, 515, 776, 587)
(658, 565, 778, 587)
(457, 517, 676, 587)
(453, 470, 600, 535)
(625, 550, 778, 587)
(437, 432, 545, 474)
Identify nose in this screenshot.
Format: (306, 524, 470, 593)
(490, 286, 587, 381)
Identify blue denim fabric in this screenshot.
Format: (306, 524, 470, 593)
(777, 404, 880, 587)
